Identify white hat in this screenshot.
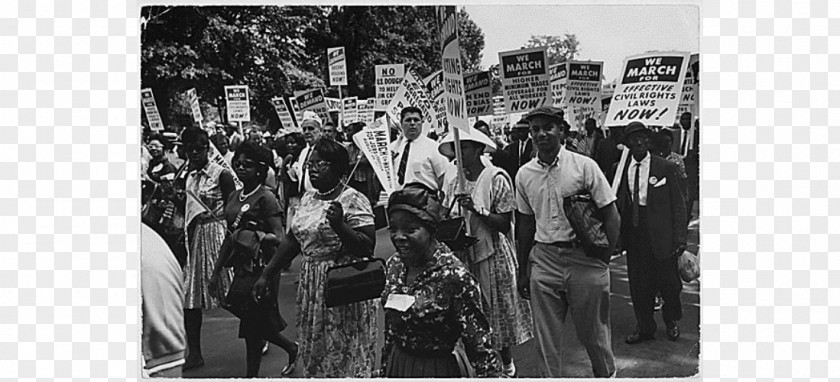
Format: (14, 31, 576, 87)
(301, 110, 322, 126)
(438, 127, 497, 158)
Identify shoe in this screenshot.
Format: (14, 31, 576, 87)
(624, 332, 654, 345)
(502, 362, 516, 377)
(262, 341, 269, 355)
(666, 323, 680, 341)
(281, 342, 299, 376)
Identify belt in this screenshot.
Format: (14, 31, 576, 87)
(543, 240, 581, 248)
(397, 345, 454, 359)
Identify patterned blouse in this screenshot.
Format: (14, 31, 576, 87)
(381, 245, 501, 377)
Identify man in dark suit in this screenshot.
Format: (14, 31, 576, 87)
(594, 125, 625, 177)
(502, 119, 535, 181)
(613, 122, 687, 344)
(670, 112, 699, 225)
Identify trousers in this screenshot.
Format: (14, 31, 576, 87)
(624, 208, 683, 335)
(529, 243, 615, 378)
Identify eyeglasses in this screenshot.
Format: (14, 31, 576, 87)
(307, 159, 331, 170)
(233, 159, 260, 169)
(146, 143, 163, 150)
(626, 135, 649, 144)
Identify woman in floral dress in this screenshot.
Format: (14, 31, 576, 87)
(381, 186, 501, 377)
(254, 138, 378, 377)
(181, 127, 236, 370)
(439, 128, 533, 377)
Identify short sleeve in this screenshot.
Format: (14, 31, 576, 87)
(584, 158, 617, 209)
(491, 173, 516, 214)
(515, 170, 534, 215)
(342, 189, 375, 228)
(257, 189, 284, 220)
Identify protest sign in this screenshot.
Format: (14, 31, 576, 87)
(208, 139, 243, 190)
(464, 71, 493, 117)
(327, 47, 348, 86)
(549, 62, 568, 107)
(357, 99, 376, 125)
(342, 97, 359, 125)
(141, 88, 164, 131)
(295, 88, 331, 123)
(385, 69, 436, 134)
(676, 53, 699, 122)
(271, 97, 298, 132)
(604, 52, 690, 127)
(353, 116, 397, 195)
(493, 95, 505, 115)
(186, 88, 203, 128)
(224, 85, 250, 123)
(423, 70, 448, 135)
(288, 97, 303, 124)
(324, 97, 341, 112)
(499, 46, 552, 113)
(491, 114, 509, 132)
(564, 61, 603, 131)
(375, 64, 406, 111)
(438, 6, 468, 132)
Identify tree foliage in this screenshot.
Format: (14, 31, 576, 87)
(522, 33, 580, 65)
(140, 5, 485, 130)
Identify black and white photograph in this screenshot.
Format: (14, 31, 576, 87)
(139, 3, 700, 378)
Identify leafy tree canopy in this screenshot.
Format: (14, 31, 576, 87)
(141, 6, 485, 130)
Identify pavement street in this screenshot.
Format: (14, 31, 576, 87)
(183, 208, 700, 379)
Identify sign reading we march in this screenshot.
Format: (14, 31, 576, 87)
(605, 51, 689, 127)
(224, 85, 250, 122)
(564, 61, 603, 131)
(499, 46, 552, 113)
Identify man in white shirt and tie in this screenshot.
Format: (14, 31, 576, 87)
(613, 121, 687, 345)
(390, 106, 448, 193)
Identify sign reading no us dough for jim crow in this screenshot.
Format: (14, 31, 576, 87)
(141, 88, 164, 131)
(605, 51, 690, 127)
(224, 85, 251, 123)
(464, 71, 493, 117)
(499, 46, 552, 113)
(375, 64, 405, 111)
(438, 6, 468, 132)
(328, 47, 347, 86)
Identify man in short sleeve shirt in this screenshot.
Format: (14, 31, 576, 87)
(514, 106, 621, 378)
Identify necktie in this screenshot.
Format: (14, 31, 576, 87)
(299, 148, 312, 193)
(397, 140, 411, 185)
(680, 130, 688, 156)
(632, 162, 640, 227)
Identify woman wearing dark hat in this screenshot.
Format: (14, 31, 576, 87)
(438, 128, 533, 377)
(380, 186, 501, 378)
(253, 138, 378, 378)
(209, 141, 298, 377)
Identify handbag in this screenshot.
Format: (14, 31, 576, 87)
(677, 249, 700, 282)
(325, 257, 386, 308)
(222, 271, 287, 331)
(437, 196, 478, 252)
(563, 194, 611, 265)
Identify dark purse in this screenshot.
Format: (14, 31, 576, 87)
(436, 196, 478, 251)
(222, 271, 287, 331)
(324, 257, 386, 308)
(563, 194, 611, 265)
